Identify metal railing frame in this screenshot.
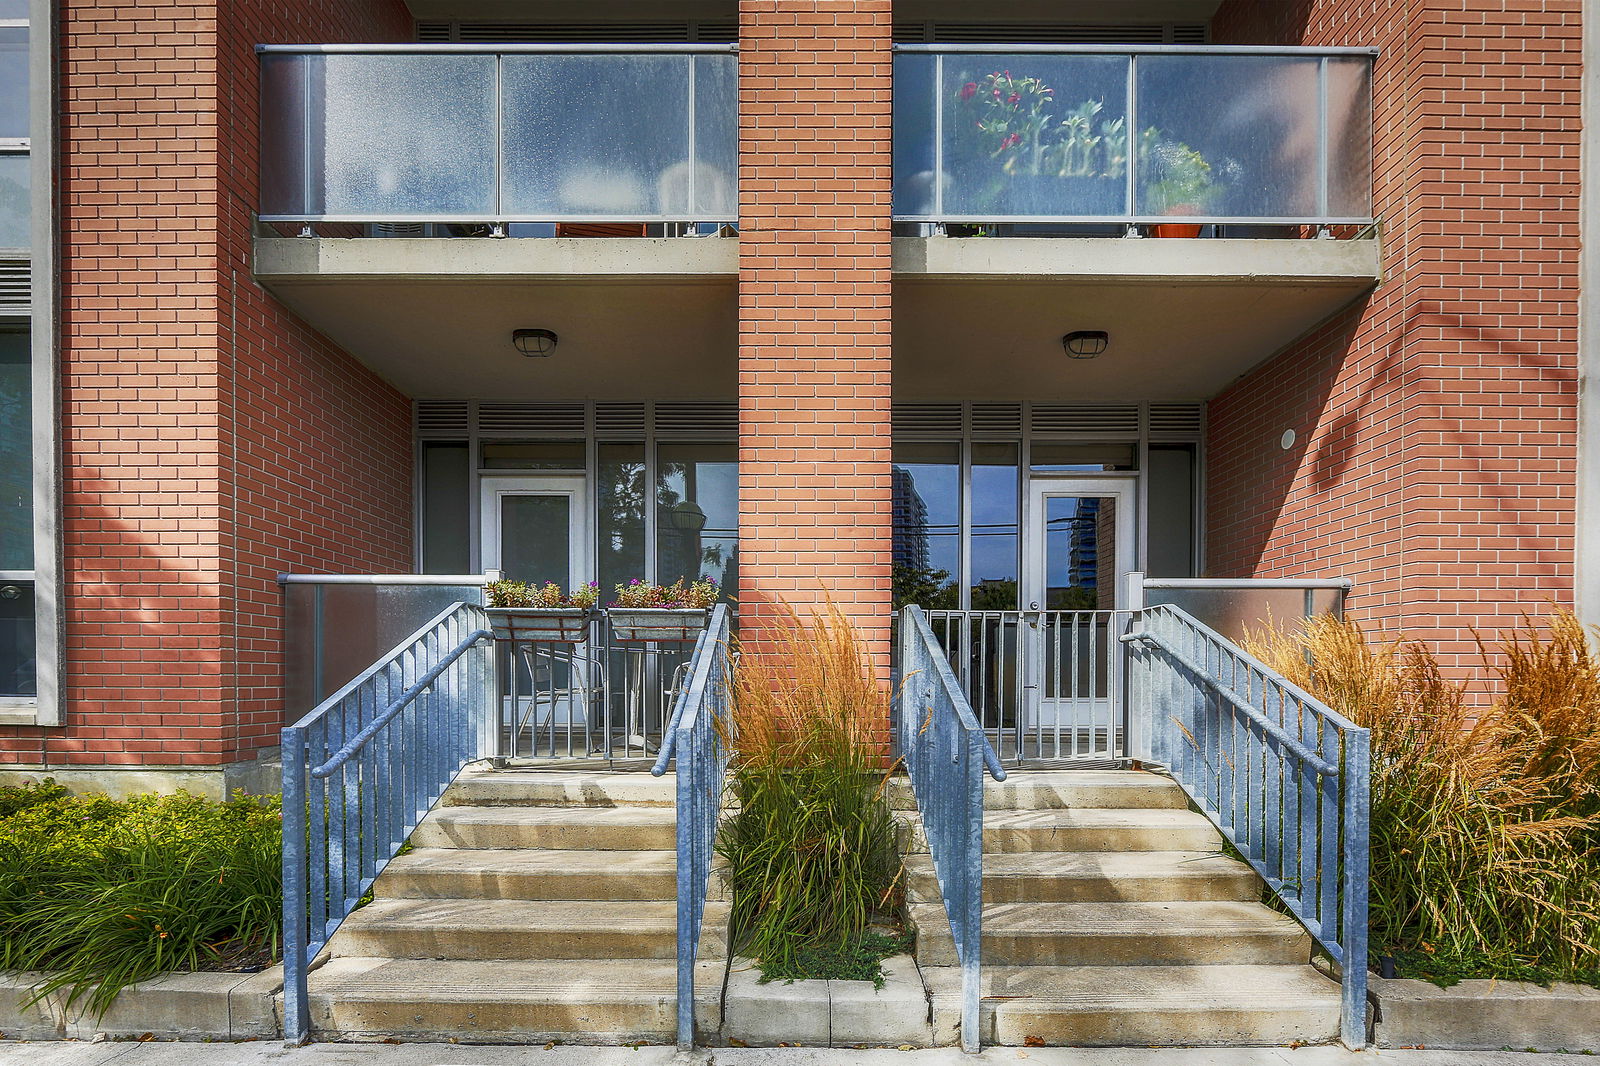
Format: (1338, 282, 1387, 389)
(280, 601, 495, 1045)
(898, 605, 1006, 1053)
(650, 602, 734, 1050)
(1122, 603, 1370, 1047)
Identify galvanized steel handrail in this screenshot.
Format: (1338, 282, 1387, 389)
(898, 605, 1006, 1054)
(1123, 603, 1370, 1047)
(650, 602, 733, 1050)
(281, 601, 496, 1045)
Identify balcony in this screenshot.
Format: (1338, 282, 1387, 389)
(253, 44, 1379, 403)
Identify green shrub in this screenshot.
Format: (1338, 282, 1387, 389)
(0, 789, 282, 1017)
(0, 777, 69, 819)
(717, 599, 903, 983)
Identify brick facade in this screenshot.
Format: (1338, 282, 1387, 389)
(736, 1, 895, 677)
(1206, 0, 1580, 671)
(0, 0, 415, 769)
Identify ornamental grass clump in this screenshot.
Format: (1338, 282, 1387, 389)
(716, 599, 904, 984)
(1245, 610, 1600, 986)
(0, 786, 283, 1017)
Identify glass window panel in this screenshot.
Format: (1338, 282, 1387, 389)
(597, 442, 646, 598)
(940, 53, 1130, 219)
(0, 2, 28, 18)
(1147, 445, 1195, 578)
(0, 330, 29, 571)
(0, 152, 28, 249)
(656, 442, 737, 593)
(892, 442, 959, 609)
(1030, 442, 1136, 471)
(481, 440, 585, 470)
(312, 53, 497, 217)
(420, 443, 469, 574)
(892, 53, 938, 218)
(0, 26, 26, 140)
(502, 54, 694, 219)
(499, 495, 571, 585)
(691, 54, 737, 220)
(1136, 55, 1321, 220)
(0, 579, 34, 697)
(1327, 57, 1373, 219)
(1044, 495, 1116, 611)
(259, 53, 308, 217)
(970, 443, 1018, 609)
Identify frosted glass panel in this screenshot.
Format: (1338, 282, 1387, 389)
(501, 495, 571, 586)
(693, 55, 737, 219)
(1327, 57, 1373, 219)
(1144, 586, 1345, 645)
(1135, 55, 1320, 219)
(503, 55, 695, 218)
(258, 53, 308, 217)
(940, 54, 1131, 218)
(0, 26, 27, 140)
(311, 53, 497, 217)
(0, 153, 26, 248)
(892, 53, 939, 217)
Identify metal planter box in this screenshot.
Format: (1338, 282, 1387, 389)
(607, 607, 708, 644)
(486, 607, 593, 643)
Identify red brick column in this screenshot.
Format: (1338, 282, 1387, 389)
(737, 1, 895, 680)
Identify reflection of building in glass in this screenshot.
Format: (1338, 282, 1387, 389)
(891, 466, 931, 571)
(1068, 497, 1101, 589)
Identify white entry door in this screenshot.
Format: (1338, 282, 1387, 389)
(481, 477, 590, 745)
(1021, 478, 1136, 759)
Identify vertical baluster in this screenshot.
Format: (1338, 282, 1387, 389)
(1297, 695, 1319, 928)
(1341, 727, 1371, 1047)
(281, 727, 310, 1043)
(361, 683, 378, 888)
(1263, 672, 1283, 889)
(308, 720, 327, 950)
(1318, 717, 1340, 947)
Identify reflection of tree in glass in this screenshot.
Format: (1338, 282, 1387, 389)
(1050, 586, 1098, 612)
(893, 564, 958, 611)
(598, 458, 732, 589)
(970, 580, 1017, 612)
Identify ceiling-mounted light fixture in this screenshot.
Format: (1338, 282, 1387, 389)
(1061, 330, 1109, 359)
(512, 328, 559, 357)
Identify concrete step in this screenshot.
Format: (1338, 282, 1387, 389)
(922, 964, 1341, 1047)
(444, 767, 676, 808)
(306, 956, 724, 1044)
(910, 900, 1311, 968)
(905, 851, 1261, 904)
(410, 804, 677, 851)
(328, 898, 728, 961)
(981, 808, 1223, 853)
(889, 770, 1191, 812)
(375, 848, 678, 901)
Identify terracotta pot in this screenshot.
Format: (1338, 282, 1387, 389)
(1149, 222, 1203, 238)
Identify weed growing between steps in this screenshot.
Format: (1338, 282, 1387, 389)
(1246, 609, 1600, 988)
(0, 783, 282, 1017)
(717, 599, 906, 986)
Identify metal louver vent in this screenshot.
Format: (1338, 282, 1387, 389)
(1031, 404, 1140, 436)
(893, 403, 963, 436)
(417, 20, 734, 43)
(415, 400, 469, 437)
(970, 403, 1022, 433)
(655, 401, 737, 437)
(1148, 402, 1204, 436)
(0, 258, 28, 316)
(595, 402, 647, 434)
(478, 403, 586, 436)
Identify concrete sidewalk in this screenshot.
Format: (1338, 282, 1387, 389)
(0, 1044, 1588, 1066)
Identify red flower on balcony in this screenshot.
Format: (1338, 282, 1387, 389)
(1006, 92, 1020, 106)
(960, 82, 978, 101)
(999, 133, 1021, 150)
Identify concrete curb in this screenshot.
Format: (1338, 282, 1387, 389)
(722, 955, 935, 1048)
(0, 966, 283, 1042)
(1371, 975, 1600, 1051)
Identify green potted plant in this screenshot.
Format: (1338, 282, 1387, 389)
(606, 578, 719, 643)
(1138, 131, 1219, 237)
(484, 579, 599, 643)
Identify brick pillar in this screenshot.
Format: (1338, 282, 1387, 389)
(737, 1, 895, 678)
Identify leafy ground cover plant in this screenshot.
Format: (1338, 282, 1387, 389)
(0, 785, 282, 1017)
(716, 599, 905, 985)
(1245, 610, 1600, 987)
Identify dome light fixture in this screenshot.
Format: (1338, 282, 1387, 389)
(1061, 330, 1109, 359)
(512, 328, 559, 358)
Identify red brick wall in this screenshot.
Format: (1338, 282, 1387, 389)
(0, 0, 414, 769)
(1206, 0, 1580, 671)
(737, 0, 895, 681)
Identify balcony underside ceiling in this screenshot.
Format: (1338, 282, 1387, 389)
(255, 235, 1378, 403)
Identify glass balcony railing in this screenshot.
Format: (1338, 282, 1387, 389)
(893, 45, 1374, 226)
(257, 45, 737, 225)
(256, 44, 1373, 232)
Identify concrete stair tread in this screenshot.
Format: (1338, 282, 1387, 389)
(378, 847, 675, 892)
(423, 805, 676, 828)
(925, 963, 1340, 1006)
(891, 769, 1189, 811)
(412, 804, 679, 850)
(911, 899, 1306, 936)
(445, 768, 677, 807)
(910, 850, 1250, 878)
(984, 808, 1213, 831)
(904, 850, 1260, 903)
(341, 897, 689, 932)
(311, 956, 690, 998)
